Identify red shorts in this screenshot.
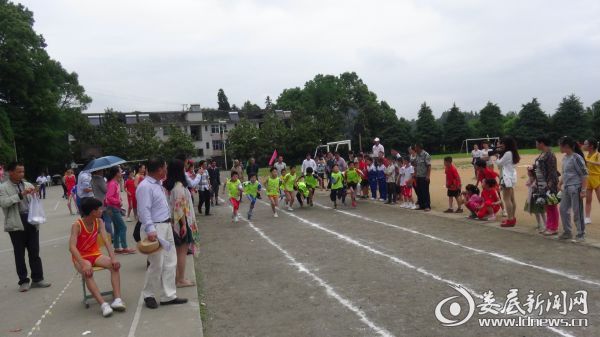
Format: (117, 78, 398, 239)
(477, 204, 500, 219)
(230, 198, 240, 211)
(401, 186, 412, 198)
(73, 253, 102, 266)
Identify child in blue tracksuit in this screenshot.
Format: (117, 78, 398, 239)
(367, 157, 378, 200)
(376, 159, 387, 201)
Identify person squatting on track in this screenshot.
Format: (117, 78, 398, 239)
(296, 167, 319, 207)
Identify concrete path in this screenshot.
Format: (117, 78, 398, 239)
(0, 186, 203, 337)
(198, 190, 600, 337)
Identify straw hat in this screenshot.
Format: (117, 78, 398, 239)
(137, 239, 160, 254)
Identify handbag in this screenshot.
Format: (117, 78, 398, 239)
(28, 195, 46, 225)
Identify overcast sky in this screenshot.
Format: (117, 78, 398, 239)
(19, 0, 600, 119)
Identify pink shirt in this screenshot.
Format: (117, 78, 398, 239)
(105, 179, 122, 208)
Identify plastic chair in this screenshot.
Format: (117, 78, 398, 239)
(81, 233, 114, 308)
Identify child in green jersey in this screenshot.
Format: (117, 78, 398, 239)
(223, 171, 243, 222)
(345, 161, 363, 208)
(329, 164, 346, 209)
(243, 173, 262, 220)
(297, 167, 319, 207)
(282, 166, 297, 211)
(265, 167, 282, 218)
(295, 177, 310, 207)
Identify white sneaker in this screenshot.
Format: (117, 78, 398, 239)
(101, 302, 113, 317)
(110, 298, 126, 312)
(410, 204, 419, 210)
(501, 210, 508, 217)
(287, 207, 293, 211)
(370, 197, 376, 201)
(274, 213, 279, 218)
(584, 217, 592, 225)
(233, 216, 239, 223)
(126, 217, 132, 222)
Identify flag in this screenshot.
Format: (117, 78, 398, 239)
(268, 149, 278, 166)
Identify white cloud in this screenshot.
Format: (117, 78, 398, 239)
(19, 0, 600, 118)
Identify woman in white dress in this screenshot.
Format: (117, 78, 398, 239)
(496, 136, 520, 227)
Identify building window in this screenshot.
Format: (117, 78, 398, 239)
(206, 142, 210, 149)
(163, 126, 170, 136)
(211, 124, 227, 133)
(196, 149, 204, 157)
(212, 140, 224, 150)
(190, 125, 202, 141)
(205, 125, 208, 132)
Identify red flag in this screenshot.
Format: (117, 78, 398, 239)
(268, 149, 278, 166)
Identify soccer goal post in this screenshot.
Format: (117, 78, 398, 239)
(461, 137, 500, 154)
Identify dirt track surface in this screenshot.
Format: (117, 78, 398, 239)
(198, 191, 600, 337)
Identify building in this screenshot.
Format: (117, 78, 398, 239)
(85, 104, 291, 166)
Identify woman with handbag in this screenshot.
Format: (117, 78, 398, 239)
(163, 159, 199, 288)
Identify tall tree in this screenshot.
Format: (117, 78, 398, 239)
(241, 100, 261, 112)
(226, 119, 260, 160)
(587, 100, 600, 139)
(478, 101, 504, 138)
(95, 110, 129, 158)
(443, 103, 471, 151)
(217, 88, 231, 111)
(128, 122, 162, 160)
(551, 94, 591, 140)
(0, 107, 15, 163)
(160, 126, 195, 159)
(0, 1, 91, 175)
(415, 102, 442, 151)
(264, 96, 273, 110)
(512, 98, 549, 147)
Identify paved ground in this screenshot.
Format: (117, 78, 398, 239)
(198, 190, 600, 337)
(0, 186, 202, 337)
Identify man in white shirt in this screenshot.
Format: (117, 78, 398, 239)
(77, 170, 94, 199)
(372, 138, 385, 158)
(301, 153, 317, 175)
(273, 156, 286, 176)
(36, 174, 47, 199)
(136, 158, 187, 309)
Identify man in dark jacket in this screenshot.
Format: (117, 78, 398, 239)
(207, 161, 221, 206)
(245, 158, 259, 178)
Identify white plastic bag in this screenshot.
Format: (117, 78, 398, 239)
(28, 196, 46, 225)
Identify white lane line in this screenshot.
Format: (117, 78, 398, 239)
(0, 235, 69, 254)
(217, 198, 394, 337)
(27, 273, 76, 336)
(315, 201, 600, 288)
(127, 292, 145, 337)
(53, 201, 60, 211)
(258, 200, 575, 337)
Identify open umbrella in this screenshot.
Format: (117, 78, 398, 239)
(82, 156, 126, 172)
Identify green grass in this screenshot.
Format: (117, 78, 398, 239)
(430, 148, 553, 160)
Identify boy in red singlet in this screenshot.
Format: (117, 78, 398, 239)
(69, 197, 126, 317)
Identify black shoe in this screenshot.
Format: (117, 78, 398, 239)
(205, 213, 212, 216)
(558, 232, 573, 240)
(160, 297, 188, 305)
(144, 297, 158, 309)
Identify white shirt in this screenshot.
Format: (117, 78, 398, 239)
(36, 176, 46, 185)
(273, 162, 286, 176)
(403, 165, 414, 183)
(496, 151, 517, 187)
(372, 144, 385, 158)
(136, 175, 170, 234)
(301, 159, 317, 174)
(471, 149, 482, 159)
(77, 171, 94, 198)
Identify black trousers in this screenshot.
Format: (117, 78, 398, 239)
(386, 182, 397, 203)
(198, 189, 211, 215)
(210, 184, 220, 205)
(415, 177, 431, 209)
(38, 184, 46, 199)
(9, 214, 44, 285)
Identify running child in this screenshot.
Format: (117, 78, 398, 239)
(298, 167, 319, 206)
(279, 168, 287, 203)
(330, 164, 346, 208)
(69, 197, 126, 317)
(243, 173, 262, 220)
(295, 176, 310, 207)
(265, 167, 282, 217)
(444, 157, 464, 213)
(223, 171, 243, 222)
(283, 166, 297, 211)
(345, 161, 362, 208)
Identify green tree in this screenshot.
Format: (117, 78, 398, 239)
(265, 96, 273, 110)
(415, 102, 442, 151)
(0, 107, 15, 163)
(226, 119, 260, 161)
(478, 102, 504, 138)
(551, 94, 591, 140)
(217, 88, 231, 111)
(1, 1, 91, 176)
(95, 110, 130, 158)
(160, 126, 195, 159)
(241, 100, 261, 112)
(258, 112, 290, 162)
(442, 103, 471, 151)
(587, 100, 600, 139)
(128, 122, 162, 160)
(512, 98, 549, 147)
